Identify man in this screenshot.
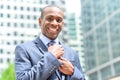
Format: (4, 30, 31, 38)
(15, 5, 85, 80)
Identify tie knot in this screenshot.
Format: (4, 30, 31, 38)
(48, 40, 56, 46)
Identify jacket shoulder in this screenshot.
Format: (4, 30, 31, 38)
(16, 41, 35, 49)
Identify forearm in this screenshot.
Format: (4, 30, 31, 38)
(70, 51, 85, 80)
(71, 66, 85, 80)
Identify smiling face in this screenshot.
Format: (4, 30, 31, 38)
(39, 6, 64, 40)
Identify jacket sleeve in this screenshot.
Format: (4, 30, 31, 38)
(15, 44, 61, 80)
(70, 51, 86, 80)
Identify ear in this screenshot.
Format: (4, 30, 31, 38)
(38, 18, 42, 26)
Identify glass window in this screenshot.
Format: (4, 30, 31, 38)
(0, 5, 3, 9)
(33, 7, 36, 11)
(7, 5, 10, 9)
(14, 31, 17, 36)
(109, 19, 120, 58)
(7, 58, 10, 63)
(0, 23, 3, 26)
(51, 1, 55, 4)
(7, 33, 10, 36)
(27, 15, 30, 19)
(20, 6, 23, 10)
(7, 42, 10, 45)
(114, 61, 120, 75)
(89, 72, 98, 80)
(85, 34, 96, 70)
(101, 66, 111, 80)
(14, 40, 17, 45)
(7, 14, 10, 18)
(33, 16, 37, 20)
(0, 49, 3, 53)
(20, 23, 24, 27)
(0, 13, 3, 17)
(61, 1, 65, 4)
(7, 22, 11, 27)
(39, 8, 42, 12)
(21, 40, 24, 43)
(21, 33, 24, 36)
(14, 6, 17, 10)
(39, 0, 42, 4)
(14, 23, 17, 27)
(34, 24, 37, 28)
(0, 59, 3, 63)
(7, 51, 10, 54)
(45, 0, 48, 4)
(96, 25, 109, 65)
(20, 15, 24, 19)
(27, 7, 30, 11)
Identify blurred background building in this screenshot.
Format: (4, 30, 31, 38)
(0, 0, 84, 76)
(66, 13, 85, 71)
(81, 0, 120, 80)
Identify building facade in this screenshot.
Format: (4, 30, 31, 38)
(65, 13, 85, 71)
(81, 0, 120, 80)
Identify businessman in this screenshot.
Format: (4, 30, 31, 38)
(15, 5, 85, 80)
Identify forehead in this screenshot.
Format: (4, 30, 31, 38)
(43, 7, 64, 18)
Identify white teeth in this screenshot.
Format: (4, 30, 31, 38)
(49, 27, 56, 32)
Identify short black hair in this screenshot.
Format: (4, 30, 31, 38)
(40, 5, 63, 18)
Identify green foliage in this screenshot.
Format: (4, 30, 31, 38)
(0, 64, 15, 80)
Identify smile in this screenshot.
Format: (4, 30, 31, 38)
(48, 27, 58, 33)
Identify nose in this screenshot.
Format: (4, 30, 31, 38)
(51, 20, 58, 26)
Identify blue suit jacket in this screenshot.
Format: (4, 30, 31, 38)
(15, 37, 85, 80)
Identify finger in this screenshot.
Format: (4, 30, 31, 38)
(59, 45, 63, 48)
(54, 44, 62, 48)
(60, 47, 64, 51)
(60, 57, 67, 61)
(58, 58, 62, 61)
(59, 64, 64, 69)
(48, 43, 52, 47)
(58, 59, 63, 64)
(58, 67, 62, 71)
(53, 43, 59, 46)
(59, 59, 65, 65)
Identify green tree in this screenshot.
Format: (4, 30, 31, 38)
(0, 64, 15, 80)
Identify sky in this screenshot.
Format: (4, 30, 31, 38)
(66, 0, 81, 16)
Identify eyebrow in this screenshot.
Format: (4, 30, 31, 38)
(46, 15, 63, 19)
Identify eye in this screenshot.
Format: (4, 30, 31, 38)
(56, 18, 63, 23)
(46, 17, 53, 22)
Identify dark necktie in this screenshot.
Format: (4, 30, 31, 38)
(48, 40, 56, 47)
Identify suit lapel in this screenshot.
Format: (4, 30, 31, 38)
(33, 37, 48, 52)
(33, 37, 62, 80)
(60, 43, 69, 60)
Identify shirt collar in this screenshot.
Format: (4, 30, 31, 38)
(40, 34, 59, 46)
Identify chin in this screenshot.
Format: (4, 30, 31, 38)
(50, 36, 57, 40)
